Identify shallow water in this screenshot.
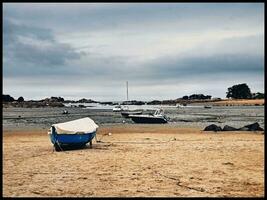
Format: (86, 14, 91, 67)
(2, 104, 264, 131)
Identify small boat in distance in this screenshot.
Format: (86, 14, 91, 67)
(129, 109, 168, 124)
(176, 103, 187, 108)
(204, 105, 212, 109)
(113, 104, 125, 112)
(62, 110, 69, 114)
(48, 117, 98, 151)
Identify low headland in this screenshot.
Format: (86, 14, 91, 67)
(2, 94, 265, 108)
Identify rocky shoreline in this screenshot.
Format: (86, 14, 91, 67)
(3, 99, 265, 108)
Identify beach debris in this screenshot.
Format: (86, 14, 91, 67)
(222, 125, 238, 131)
(203, 124, 222, 132)
(108, 132, 112, 136)
(222, 162, 234, 166)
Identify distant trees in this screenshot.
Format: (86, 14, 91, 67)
(182, 95, 189, 100)
(179, 94, 212, 100)
(51, 96, 64, 102)
(226, 83, 252, 99)
(77, 98, 97, 103)
(2, 95, 26, 102)
(252, 92, 264, 99)
(3, 94, 15, 102)
(17, 96, 24, 102)
(188, 94, 212, 100)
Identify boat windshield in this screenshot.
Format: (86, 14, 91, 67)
(154, 109, 164, 116)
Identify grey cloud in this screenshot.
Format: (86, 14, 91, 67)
(3, 19, 82, 76)
(148, 54, 263, 79)
(3, 3, 263, 33)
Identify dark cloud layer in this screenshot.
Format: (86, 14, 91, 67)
(3, 3, 263, 33)
(3, 19, 82, 76)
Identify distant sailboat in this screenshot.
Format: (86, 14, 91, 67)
(113, 81, 129, 112)
(120, 81, 143, 117)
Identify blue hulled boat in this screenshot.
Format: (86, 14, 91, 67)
(48, 117, 98, 151)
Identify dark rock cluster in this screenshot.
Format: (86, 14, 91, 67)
(204, 122, 264, 132)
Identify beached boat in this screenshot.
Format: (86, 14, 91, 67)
(121, 110, 143, 118)
(129, 109, 168, 124)
(48, 117, 98, 151)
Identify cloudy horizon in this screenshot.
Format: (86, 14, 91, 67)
(3, 3, 264, 101)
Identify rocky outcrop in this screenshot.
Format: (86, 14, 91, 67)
(204, 122, 264, 132)
(203, 124, 222, 132)
(222, 125, 238, 131)
(239, 122, 264, 131)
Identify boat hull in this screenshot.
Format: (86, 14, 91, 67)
(49, 131, 96, 148)
(121, 111, 143, 118)
(129, 116, 167, 124)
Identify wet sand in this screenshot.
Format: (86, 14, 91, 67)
(3, 125, 264, 197)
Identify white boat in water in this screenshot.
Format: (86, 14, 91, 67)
(176, 103, 187, 108)
(112, 105, 126, 112)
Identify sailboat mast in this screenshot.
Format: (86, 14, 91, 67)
(126, 81, 129, 101)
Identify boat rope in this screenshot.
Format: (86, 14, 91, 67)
(96, 136, 177, 144)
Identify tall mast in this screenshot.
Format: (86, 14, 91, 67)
(126, 81, 129, 101)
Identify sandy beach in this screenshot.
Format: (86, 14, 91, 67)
(3, 125, 264, 197)
(211, 99, 264, 106)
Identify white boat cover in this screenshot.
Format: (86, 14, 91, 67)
(50, 117, 99, 135)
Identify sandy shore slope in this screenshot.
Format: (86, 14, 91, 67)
(211, 99, 264, 106)
(3, 125, 264, 197)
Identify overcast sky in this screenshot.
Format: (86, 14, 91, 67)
(3, 3, 264, 101)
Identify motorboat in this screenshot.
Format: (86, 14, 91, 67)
(204, 105, 212, 109)
(48, 117, 98, 151)
(121, 110, 143, 118)
(128, 109, 168, 124)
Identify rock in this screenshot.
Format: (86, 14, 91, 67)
(238, 127, 250, 131)
(258, 127, 264, 131)
(203, 124, 222, 132)
(239, 122, 264, 131)
(222, 125, 238, 131)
